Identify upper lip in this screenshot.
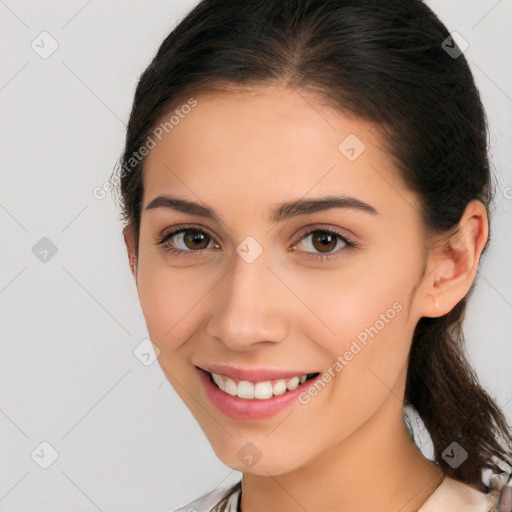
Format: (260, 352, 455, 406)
(196, 363, 318, 382)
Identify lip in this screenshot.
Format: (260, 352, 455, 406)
(195, 363, 317, 383)
(197, 367, 322, 421)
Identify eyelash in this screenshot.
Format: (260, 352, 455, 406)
(156, 224, 357, 262)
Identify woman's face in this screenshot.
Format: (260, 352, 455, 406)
(130, 85, 433, 475)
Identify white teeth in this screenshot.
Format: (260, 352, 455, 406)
(272, 379, 287, 396)
(237, 381, 254, 399)
(210, 372, 313, 400)
(254, 381, 273, 399)
(212, 373, 223, 387)
(286, 376, 300, 391)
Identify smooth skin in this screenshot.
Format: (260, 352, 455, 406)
(123, 85, 488, 512)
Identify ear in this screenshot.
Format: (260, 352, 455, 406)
(418, 199, 489, 318)
(123, 225, 138, 281)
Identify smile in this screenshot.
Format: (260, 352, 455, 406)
(196, 365, 323, 421)
(209, 371, 320, 400)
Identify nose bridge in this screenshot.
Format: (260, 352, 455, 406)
(206, 244, 289, 348)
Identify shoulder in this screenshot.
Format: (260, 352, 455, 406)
(419, 475, 510, 512)
(171, 475, 512, 512)
(172, 483, 241, 512)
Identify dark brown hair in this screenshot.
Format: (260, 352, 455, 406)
(113, 0, 512, 503)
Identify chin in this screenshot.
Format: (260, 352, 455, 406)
(211, 437, 311, 476)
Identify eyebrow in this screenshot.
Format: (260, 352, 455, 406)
(144, 194, 379, 222)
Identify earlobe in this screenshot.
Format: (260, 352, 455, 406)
(421, 199, 488, 318)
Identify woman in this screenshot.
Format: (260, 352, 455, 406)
(113, 0, 512, 510)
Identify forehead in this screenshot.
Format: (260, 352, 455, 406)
(142, 85, 419, 220)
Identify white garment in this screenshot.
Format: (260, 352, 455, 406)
(172, 475, 505, 512)
(418, 476, 498, 511)
(173, 484, 239, 512)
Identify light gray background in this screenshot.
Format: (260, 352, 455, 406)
(1, 1, 511, 511)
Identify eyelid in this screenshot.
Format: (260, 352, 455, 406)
(158, 223, 219, 241)
(293, 223, 357, 243)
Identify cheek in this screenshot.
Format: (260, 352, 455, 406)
(136, 259, 209, 350)
(302, 258, 419, 421)
(284, 256, 417, 351)
(283, 249, 420, 400)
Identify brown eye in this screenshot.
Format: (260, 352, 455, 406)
(310, 231, 338, 253)
(182, 230, 210, 250)
(298, 229, 348, 254)
(157, 227, 220, 255)
(292, 227, 356, 262)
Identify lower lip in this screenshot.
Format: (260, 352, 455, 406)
(197, 368, 321, 421)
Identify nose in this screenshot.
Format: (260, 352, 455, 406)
(205, 248, 290, 351)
